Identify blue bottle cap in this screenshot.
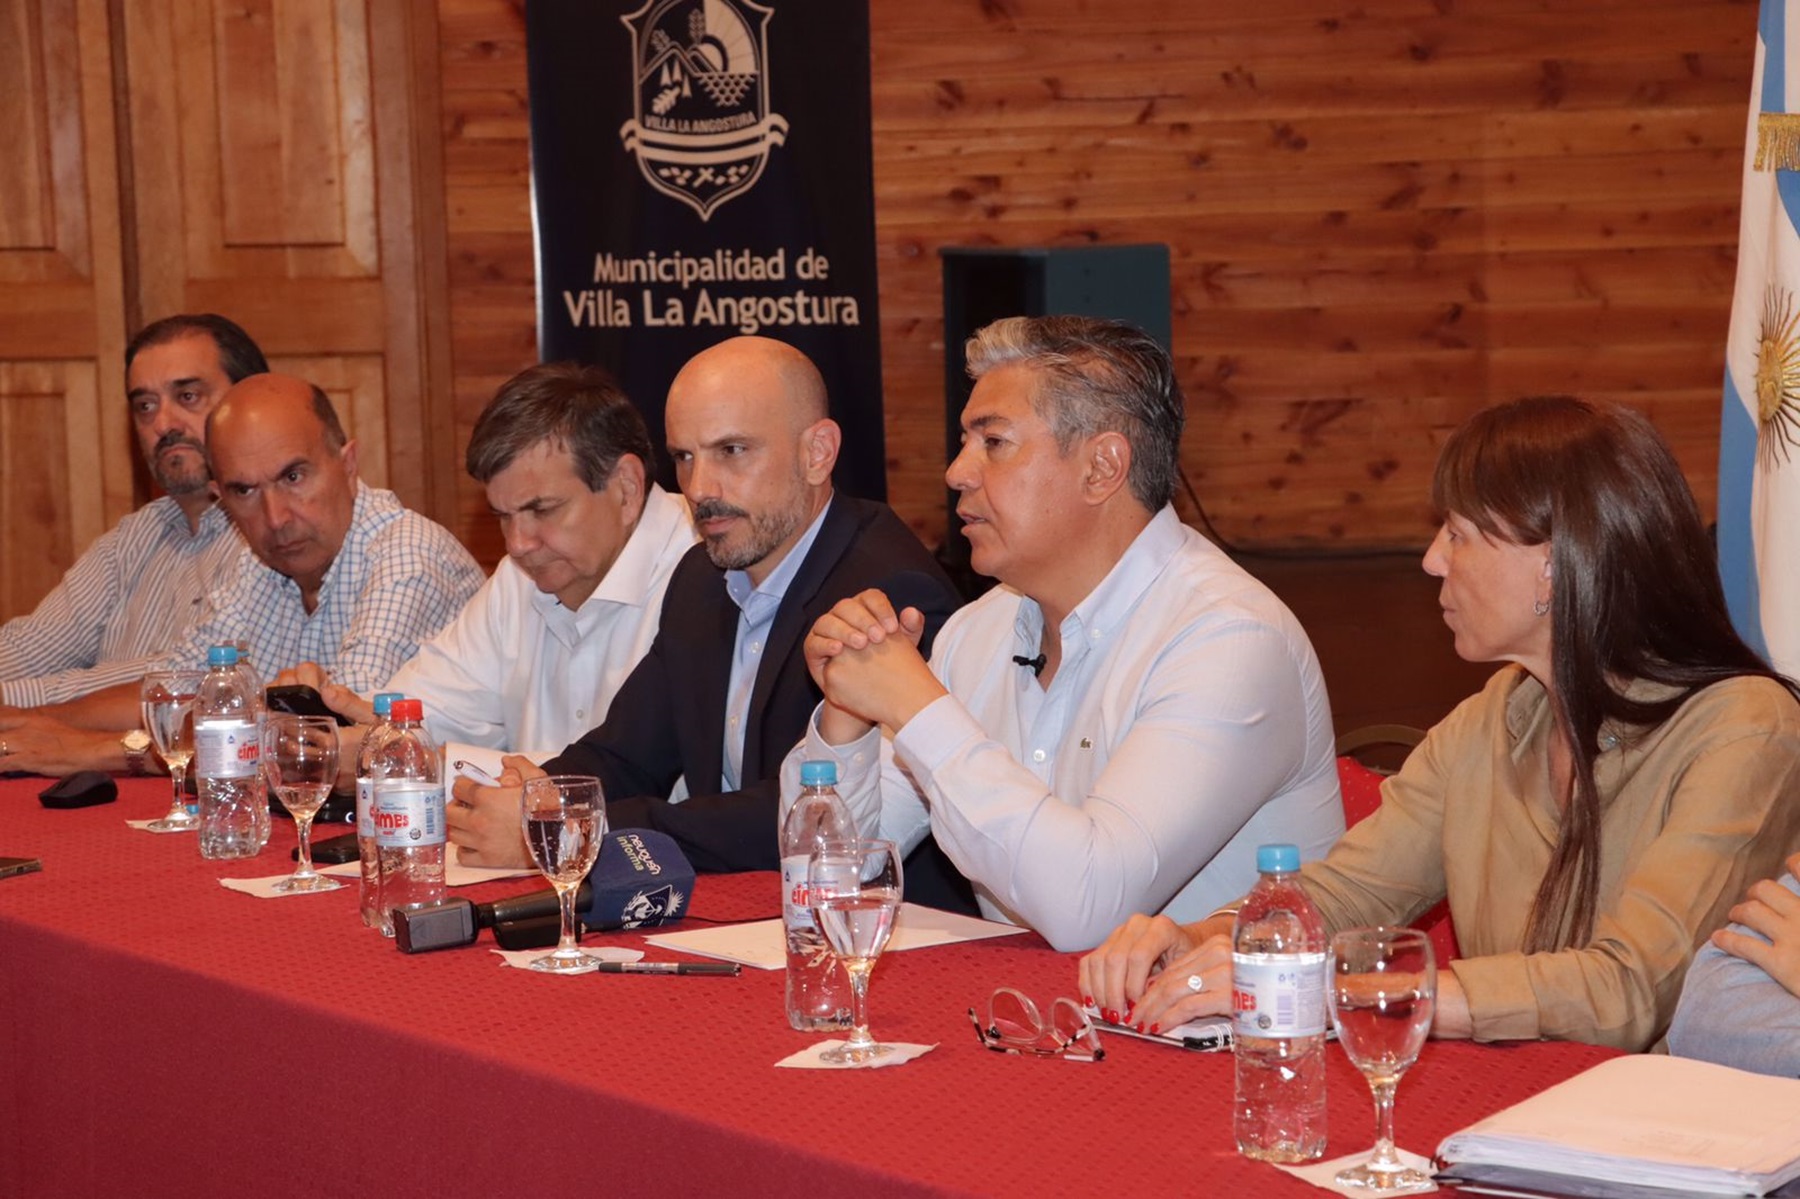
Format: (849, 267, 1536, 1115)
(207, 644, 239, 667)
(1256, 844, 1301, 873)
(799, 760, 837, 787)
(373, 692, 404, 717)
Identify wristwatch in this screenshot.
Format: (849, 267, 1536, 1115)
(121, 729, 152, 776)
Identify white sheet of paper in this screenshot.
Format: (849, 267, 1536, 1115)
(317, 858, 537, 886)
(642, 903, 1027, 970)
(442, 742, 553, 786)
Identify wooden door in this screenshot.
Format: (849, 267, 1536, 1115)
(119, 0, 454, 509)
(0, 0, 129, 621)
(0, 0, 452, 624)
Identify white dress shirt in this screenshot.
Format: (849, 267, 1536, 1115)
(0, 499, 241, 706)
(385, 486, 695, 757)
(786, 506, 1344, 952)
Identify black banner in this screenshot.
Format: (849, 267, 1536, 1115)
(526, 0, 885, 499)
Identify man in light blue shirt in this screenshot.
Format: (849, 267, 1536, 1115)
(794, 315, 1344, 952)
(1668, 857, 1800, 1077)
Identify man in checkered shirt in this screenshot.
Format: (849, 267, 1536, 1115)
(0, 373, 483, 775)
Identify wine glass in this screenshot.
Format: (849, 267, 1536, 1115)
(1329, 927, 1437, 1192)
(807, 838, 904, 1064)
(140, 670, 203, 831)
(263, 715, 342, 893)
(520, 775, 607, 973)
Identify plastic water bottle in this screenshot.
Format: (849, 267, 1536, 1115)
(355, 692, 405, 928)
(370, 699, 444, 936)
(781, 760, 855, 1031)
(1233, 843, 1329, 1163)
(194, 644, 268, 859)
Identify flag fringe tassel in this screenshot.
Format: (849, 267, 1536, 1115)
(1757, 113, 1800, 171)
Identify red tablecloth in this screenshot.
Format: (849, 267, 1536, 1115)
(0, 778, 1617, 1198)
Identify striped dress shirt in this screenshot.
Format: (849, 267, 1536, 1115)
(0, 499, 242, 707)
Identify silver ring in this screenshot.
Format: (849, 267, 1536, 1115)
(1186, 972, 1206, 993)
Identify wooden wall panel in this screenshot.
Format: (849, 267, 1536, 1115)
(119, 0, 451, 515)
(0, 362, 99, 619)
(0, 0, 127, 622)
(432, 0, 1762, 560)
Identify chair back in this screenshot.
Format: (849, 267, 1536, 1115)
(1333, 755, 1461, 963)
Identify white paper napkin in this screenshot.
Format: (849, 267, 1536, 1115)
(218, 874, 347, 899)
(489, 946, 643, 973)
(125, 819, 193, 835)
(1272, 1149, 1437, 1195)
(774, 1041, 938, 1070)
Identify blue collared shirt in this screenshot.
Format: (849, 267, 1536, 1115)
(720, 498, 832, 791)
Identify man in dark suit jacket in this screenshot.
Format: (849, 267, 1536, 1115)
(448, 336, 973, 906)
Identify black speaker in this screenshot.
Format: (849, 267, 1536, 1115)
(936, 245, 1174, 591)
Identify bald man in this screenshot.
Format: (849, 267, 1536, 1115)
(0, 373, 483, 775)
(449, 337, 973, 898)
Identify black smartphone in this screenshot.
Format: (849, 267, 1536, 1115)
(0, 856, 44, 880)
(293, 830, 361, 865)
(264, 683, 354, 727)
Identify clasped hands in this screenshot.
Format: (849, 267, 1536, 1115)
(803, 588, 947, 744)
(1077, 913, 1234, 1035)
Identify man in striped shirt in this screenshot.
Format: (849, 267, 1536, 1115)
(0, 314, 264, 708)
(0, 372, 483, 775)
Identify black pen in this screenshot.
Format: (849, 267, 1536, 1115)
(1181, 1032, 1232, 1052)
(595, 961, 741, 976)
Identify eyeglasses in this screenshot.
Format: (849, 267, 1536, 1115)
(968, 987, 1104, 1062)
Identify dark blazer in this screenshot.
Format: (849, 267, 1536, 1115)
(546, 495, 973, 906)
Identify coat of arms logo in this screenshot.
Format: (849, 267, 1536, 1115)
(619, 0, 788, 221)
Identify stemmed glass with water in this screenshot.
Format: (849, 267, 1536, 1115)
(263, 714, 342, 893)
(1328, 927, 1438, 1193)
(520, 775, 607, 973)
(140, 670, 203, 831)
(808, 838, 904, 1064)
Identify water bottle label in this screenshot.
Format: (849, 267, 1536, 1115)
(373, 781, 445, 848)
(780, 854, 817, 933)
(194, 720, 260, 778)
(1232, 951, 1327, 1038)
(355, 777, 374, 838)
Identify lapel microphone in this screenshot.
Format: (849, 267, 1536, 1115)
(1012, 652, 1047, 677)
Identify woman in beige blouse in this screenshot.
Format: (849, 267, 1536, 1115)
(1080, 396, 1800, 1050)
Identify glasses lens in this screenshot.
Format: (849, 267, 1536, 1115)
(988, 988, 1043, 1044)
(1049, 997, 1091, 1048)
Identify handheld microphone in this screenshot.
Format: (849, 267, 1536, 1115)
(393, 829, 693, 953)
(394, 883, 591, 954)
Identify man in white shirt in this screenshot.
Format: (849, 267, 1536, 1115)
(447, 337, 971, 905)
(0, 314, 262, 707)
(298, 362, 696, 758)
(792, 315, 1345, 952)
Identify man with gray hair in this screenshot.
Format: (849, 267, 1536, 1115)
(791, 315, 1345, 953)
(298, 362, 695, 757)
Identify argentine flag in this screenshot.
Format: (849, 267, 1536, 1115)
(1722, 0, 1800, 676)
